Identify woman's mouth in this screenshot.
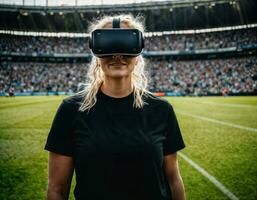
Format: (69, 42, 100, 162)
(109, 62, 127, 67)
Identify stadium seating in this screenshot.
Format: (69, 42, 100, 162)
(1, 56, 256, 96)
(1, 28, 256, 54)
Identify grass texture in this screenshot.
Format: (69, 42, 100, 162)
(0, 96, 256, 199)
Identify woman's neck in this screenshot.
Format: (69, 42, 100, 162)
(100, 77, 133, 98)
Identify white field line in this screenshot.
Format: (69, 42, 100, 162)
(178, 152, 239, 200)
(195, 101, 257, 109)
(176, 110, 257, 133)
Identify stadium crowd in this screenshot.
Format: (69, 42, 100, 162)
(0, 36, 90, 54)
(144, 28, 257, 51)
(1, 56, 256, 96)
(0, 62, 89, 94)
(146, 56, 257, 95)
(0, 28, 256, 54)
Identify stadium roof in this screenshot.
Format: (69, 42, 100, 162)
(2, 0, 174, 6)
(0, 0, 256, 32)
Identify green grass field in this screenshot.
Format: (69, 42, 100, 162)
(0, 96, 256, 200)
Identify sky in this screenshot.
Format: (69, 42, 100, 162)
(0, 0, 172, 6)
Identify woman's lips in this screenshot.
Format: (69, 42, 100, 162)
(109, 63, 127, 67)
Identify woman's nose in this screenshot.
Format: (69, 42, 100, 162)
(112, 55, 123, 59)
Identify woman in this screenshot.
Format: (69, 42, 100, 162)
(45, 14, 186, 200)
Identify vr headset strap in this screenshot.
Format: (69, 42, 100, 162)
(112, 18, 120, 28)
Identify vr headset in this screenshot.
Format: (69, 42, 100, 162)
(89, 18, 144, 57)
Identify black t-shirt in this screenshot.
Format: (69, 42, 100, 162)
(45, 89, 185, 200)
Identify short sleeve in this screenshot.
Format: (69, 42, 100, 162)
(163, 103, 185, 155)
(44, 100, 76, 157)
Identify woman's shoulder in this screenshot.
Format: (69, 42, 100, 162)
(61, 94, 84, 110)
(143, 92, 173, 111)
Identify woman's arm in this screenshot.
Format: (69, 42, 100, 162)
(47, 152, 74, 200)
(164, 153, 186, 200)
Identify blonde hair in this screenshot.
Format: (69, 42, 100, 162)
(78, 14, 152, 112)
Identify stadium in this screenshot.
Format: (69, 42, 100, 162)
(0, 0, 256, 199)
